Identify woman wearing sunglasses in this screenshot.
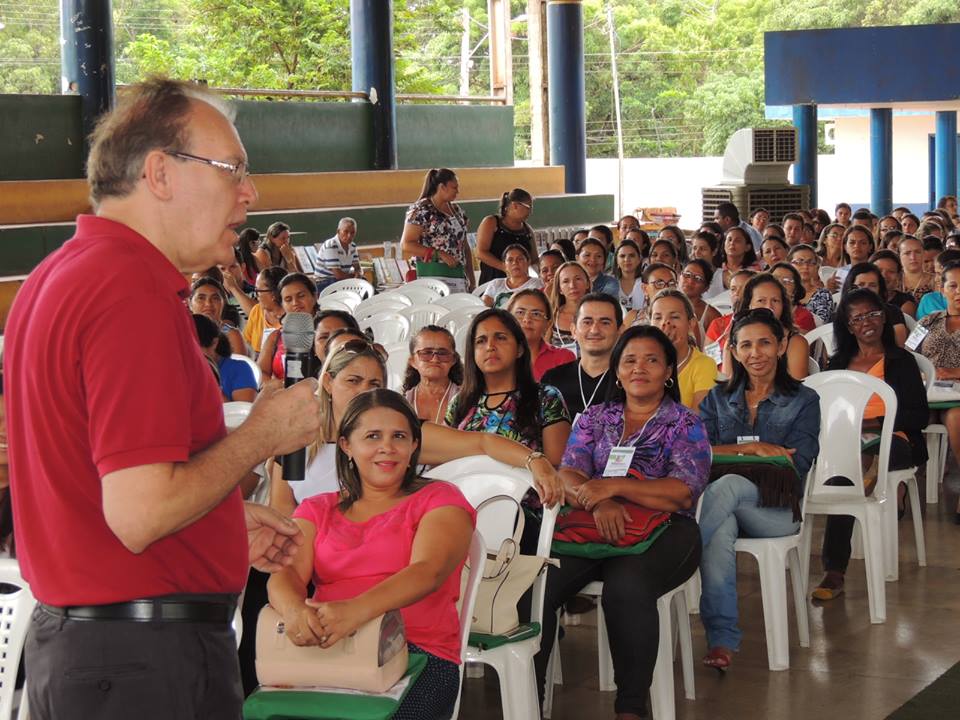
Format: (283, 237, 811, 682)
(403, 326, 463, 424)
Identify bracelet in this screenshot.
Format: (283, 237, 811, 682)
(523, 451, 546, 470)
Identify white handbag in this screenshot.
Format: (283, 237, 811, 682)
(464, 495, 558, 636)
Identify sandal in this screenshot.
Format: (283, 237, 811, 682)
(812, 571, 845, 601)
(703, 646, 733, 672)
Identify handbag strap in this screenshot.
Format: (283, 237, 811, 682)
(474, 494, 525, 548)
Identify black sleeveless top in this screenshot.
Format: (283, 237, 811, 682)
(478, 216, 535, 285)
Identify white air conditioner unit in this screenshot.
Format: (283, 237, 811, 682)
(721, 128, 797, 185)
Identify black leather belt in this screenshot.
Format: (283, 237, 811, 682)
(40, 597, 237, 624)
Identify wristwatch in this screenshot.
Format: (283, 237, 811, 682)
(523, 451, 546, 470)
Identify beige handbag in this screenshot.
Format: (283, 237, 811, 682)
(465, 496, 558, 636)
(255, 605, 408, 693)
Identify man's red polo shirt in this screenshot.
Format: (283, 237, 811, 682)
(4, 216, 248, 605)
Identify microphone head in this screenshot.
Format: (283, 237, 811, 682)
(281, 312, 315, 353)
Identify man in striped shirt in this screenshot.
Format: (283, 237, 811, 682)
(316, 217, 362, 291)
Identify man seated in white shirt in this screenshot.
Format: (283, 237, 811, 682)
(316, 217, 363, 291)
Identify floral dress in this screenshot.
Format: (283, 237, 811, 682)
(406, 198, 469, 266)
(445, 385, 569, 450)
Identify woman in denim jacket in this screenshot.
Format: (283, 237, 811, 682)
(697, 308, 821, 670)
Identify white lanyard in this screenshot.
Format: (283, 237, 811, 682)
(578, 365, 608, 411)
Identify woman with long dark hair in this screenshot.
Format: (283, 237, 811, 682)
(401, 168, 475, 292)
(534, 325, 709, 717)
(236, 227, 262, 281)
(840, 263, 910, 347)
(259, 272, 319, 382)
(811, 289, 928, 601)
(242, 265, 287, 356)
(720, 226, 760, 289)
(547, 261, 591, 353)
(402, 325, 462, 424)
(254, 221, 302, 273)
(188, 277, 246, 356)
(615, 238, 645, 311)
(475, 188, 537, 284)
(788, 243, 834, 325)
(192, 314, 257, 402)
(698, 309, 821, 670)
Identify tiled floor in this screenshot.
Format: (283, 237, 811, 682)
(458, 470, 960, 720)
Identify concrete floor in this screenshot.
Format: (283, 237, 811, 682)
(458, 470, 960, 720)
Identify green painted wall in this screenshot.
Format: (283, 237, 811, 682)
(0, 194, 614, 275)
(0, 95, 514, 180)
(0, 95, 85, 181)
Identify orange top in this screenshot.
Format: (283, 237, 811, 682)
(863, 359, 886, 419)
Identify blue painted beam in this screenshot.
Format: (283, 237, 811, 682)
(870, 109, 893, 216)
(935, 112, 958, 204)
(59, 0, 114, 153)
(792, 104, 817, 208)
(350, 0, 397, 170)
(547, 0, 586, 193)
(765, 24, 960, 106)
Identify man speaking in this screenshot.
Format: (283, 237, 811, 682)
(3, 78, 321, 718)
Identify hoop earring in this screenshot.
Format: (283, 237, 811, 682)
(615, 379, 622, 388)
(664, 377, 675, 388)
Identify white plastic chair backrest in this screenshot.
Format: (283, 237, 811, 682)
(708, 290, 733, 314)
(318, 298, 352, 314)
(436, 293, 485, 311)
(321, 289, 362, 311)
(807, 356, 820, 375)
(387, 286, 441, 305)
(355, 295, 411, 320)
(386, 351, 409, 391)
(803, 370, 897, 498)
(832, 291, 842, 305)
(223, 401, 253, 430)
(453, 325, 469, 357)
(318, 278, 374, 300)
(360, 311, 410, 345)
(803, 323, 837, 357)
(0, 559, 36, 720)
(903, 313, 917, 332)
(400, 304, 451, 336)
(459, 530, 486, 657)
(231, 353, 262, 389)
(473, 280, 495, 297)
(910, 350, 935, 391)
(406, 278, 452, 298)
(383, 340, 409, 360)
(819, 266, 837, 283)
(443, 306, 484, 333)
(812, 313, 823, 327)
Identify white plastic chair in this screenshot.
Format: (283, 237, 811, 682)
(818, 266, 837, 283)
(543, 579, 696, 720)
(426, 457, 559, 720)
(405, 277, 452, 298)
(359, 311, 410, 345)
(807, 356, 820, 376)
(355, 294, 412, 320)
(450, 530, 486, 720)
(318, 278, 374, 300)
(317, 298, 352, 314)
(0, 559, 36, 720)
(385, 349, 409, 392)
(443, 306, 484, 334)
(708, 290, 733, 315)
(915, 352, 949, 504)
(399, 304, 451, 336)
(223, 401, 253, 430)
(473, 280, 496, 297)
(319, 289, 362, 311)
(231, 353, 262, 389)
(903, 313, 917, 332)
(454, 325, 470, 357)
(800, 371, 895, 624)
(386, 285, 442, 306)
(436, 293, 486, 311)
(803, 323, 837, 357)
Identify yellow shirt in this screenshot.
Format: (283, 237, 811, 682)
(679, 347, 718, 410)
(242, 303, 281, 354)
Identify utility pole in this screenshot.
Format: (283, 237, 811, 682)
(460, 7, 471, 99)
(528, 0, 549, 164)
(488, 0, 513, 104)
(606, 3, 624, 218)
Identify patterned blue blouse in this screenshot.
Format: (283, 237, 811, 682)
(560, 397, 712, 517)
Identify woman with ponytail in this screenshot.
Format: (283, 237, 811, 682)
(476, 188, 538, 285)
(401, 168, 475, 292)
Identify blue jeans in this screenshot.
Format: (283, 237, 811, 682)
(698, 474, 800, 651)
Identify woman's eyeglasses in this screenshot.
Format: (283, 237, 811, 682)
(680, 271, 705, 283)
(648, 279, 677, 290)
(415, 348, 455, 360)
(512, 309, 547, 321)
(848, 310, 885, 326)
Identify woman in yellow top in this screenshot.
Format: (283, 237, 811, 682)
(241, 266, 286, 355)
(649, 289, 718, 412)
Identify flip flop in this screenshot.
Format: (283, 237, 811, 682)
(703, 646, 733, 672)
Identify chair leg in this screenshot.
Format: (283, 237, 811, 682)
(671, 590, 695, 701)
(650, 594, 676, 720)
(543, 622, 560, 719)
(851, 520, 865, 560)
(907, 478, 927, 567)
(498, 645, 541, 720)
(683, 570, 701, 615)
(925, 432, 941, 503)
(755, 546, 791, 671)
(596, 601, 616, 691)
(883, 485, 900, 583)
(862, 509, 887, 624)
(787, 547, 810, 648)
(798, 521, 814, 593)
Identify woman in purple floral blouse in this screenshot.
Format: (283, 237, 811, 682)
(534, 325, 710, 719)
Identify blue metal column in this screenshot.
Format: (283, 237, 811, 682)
(350, 0, 397, 170)
(792, 104, 817, 208)
(929, 134, 936, 210)
(870, 108, 893, 215)
(546, 0, 586, 193)
(935, 111, 958, 203)
(60, 0, 114, 152)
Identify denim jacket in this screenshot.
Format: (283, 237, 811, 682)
(592, 273, 620, 298)
(699, 382, 821, 483)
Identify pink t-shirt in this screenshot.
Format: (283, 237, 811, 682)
(294, 481, 476, 663)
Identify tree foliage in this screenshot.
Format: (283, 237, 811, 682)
(1, 0, 959, 158)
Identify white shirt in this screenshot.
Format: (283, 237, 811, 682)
(482, 276, 544, 308)
(618, 278, 645, 311)
(316, 236, 360, 279)
(740, 220, 763, 255)
(293, 444, 340, 504)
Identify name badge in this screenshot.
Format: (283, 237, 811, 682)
(705, 342, 723, 364)
(603, 446, 636, 477)
(905, 324, 929, 351)
(737, 435, 759, 444)
(834, 266, 850, 285)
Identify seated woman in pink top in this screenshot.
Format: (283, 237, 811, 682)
(266, 389, 476, 720)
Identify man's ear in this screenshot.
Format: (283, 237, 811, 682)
(141, 150, 175, 201)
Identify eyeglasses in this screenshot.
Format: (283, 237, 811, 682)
(415, 348, 455, 360)
(848, 310, 885, 325)
(512, 308, 547, 321)
(254, 288, 274, 294)
(165, 151, 251, 184)
(681, 271, 705, 283)
(514, 201, 532, 210)
(791, 258, 818, 267)
(774, 276, 796, 285)
(648, 279, 677, 290)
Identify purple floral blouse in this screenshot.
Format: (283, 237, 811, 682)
(560, 397, 711, 517)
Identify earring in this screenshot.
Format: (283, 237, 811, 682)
(664, 377, 675, 388)
(348, 457, 356, 470)
(615, 379, 622, 388)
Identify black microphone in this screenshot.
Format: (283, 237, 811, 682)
(280, 312, 316, 481)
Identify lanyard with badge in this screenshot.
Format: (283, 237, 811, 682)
(601, 409, 658, 478)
